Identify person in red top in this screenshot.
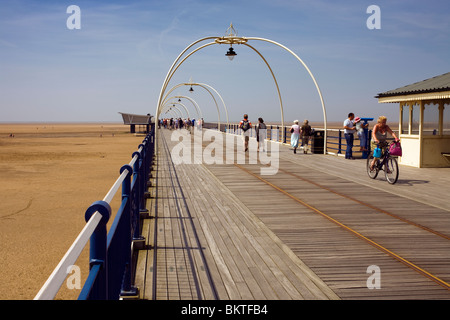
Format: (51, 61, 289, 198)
(239, 114, 252, 152)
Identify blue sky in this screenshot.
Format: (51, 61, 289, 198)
(1, 0, 449, 124)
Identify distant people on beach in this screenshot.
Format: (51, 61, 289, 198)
(343, 112, 356, 159)
(290, 120, 301, 154)
(300, 120, 312, 154)
(239, 114, 252, 152)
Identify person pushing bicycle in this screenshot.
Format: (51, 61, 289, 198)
(370, 116, 399, 171)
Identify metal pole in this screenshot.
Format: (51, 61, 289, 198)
(84, 201, 111, 300)
(246, 37, 327, 154)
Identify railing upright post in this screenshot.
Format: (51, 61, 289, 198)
(84, 201, 111, 300)
(133, 150, 143, 209)
(338, 129, 342, 154)
(119, 165, 139, 298)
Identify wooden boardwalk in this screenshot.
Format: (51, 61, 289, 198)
(135, 128, 450, 300)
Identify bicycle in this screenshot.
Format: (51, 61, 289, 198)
(366, 141, 399, 184)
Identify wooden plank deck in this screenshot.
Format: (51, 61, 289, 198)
(135, 128, 450, 300)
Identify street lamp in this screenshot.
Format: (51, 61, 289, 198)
(225, 46, 236, 60)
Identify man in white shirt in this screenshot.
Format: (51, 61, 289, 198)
(343, 113, 356, 159)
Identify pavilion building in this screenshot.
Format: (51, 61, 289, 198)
(376, 72, 450, 168)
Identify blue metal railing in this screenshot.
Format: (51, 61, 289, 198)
(35, 125, 154, 300)
(223, 122, 379, 158)
(79, 125, 154, 300)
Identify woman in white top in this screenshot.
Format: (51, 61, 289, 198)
(290, 120, 301, 154)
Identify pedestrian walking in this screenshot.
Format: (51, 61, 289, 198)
(300, 120, 312, 154)
(256, 117, 267, 152)
(239, 114, 252, 152)
(290, 120, 301, 154)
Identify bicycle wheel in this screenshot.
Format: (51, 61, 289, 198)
(385, 157, 399, 184)
(367, 153, 379, 179)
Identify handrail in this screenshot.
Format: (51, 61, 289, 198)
(34, 128, 154, 300)
(222, 123, 386, 157)
(102, 169, 130, 204)
(33, 211, 103, 300)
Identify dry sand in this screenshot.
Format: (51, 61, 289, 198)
(0, 123, 145, 300)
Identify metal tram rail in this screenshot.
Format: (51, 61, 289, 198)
(194, 129, 450, 293)
(234, 162, 450, 291)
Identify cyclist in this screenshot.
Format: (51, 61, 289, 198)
(369, 116, 399, 171)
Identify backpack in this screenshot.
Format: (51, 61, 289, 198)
(241, 120, 250, 132)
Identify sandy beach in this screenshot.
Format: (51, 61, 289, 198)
(0, 123, 145, 300)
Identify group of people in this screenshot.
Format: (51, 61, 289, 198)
(160, 117, 203, 131)
(289, 120, 312, 154)
(230, 113, 401, 167)
(237, 114, 313, 154)
(238, 114, 267, 152)
(343, 113, 399, 166)
(343, 112, 368, 160)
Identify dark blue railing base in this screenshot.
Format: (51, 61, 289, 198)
(79, 125, 155, 300)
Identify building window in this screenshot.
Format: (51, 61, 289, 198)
(423, 103, 440, 135)
(401, 104, 409, 134)
(444, 103, 450, 135)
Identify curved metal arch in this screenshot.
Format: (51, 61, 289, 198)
(162, 102, 190, 119)
(157, 40, 284, 142)
(163, 109, 179, 120)
(164, 110, 178, 119)
(162, 95, 202, 120)
(162, 84, 216, 123)
(155, 33, 327, 153)
(156, 40, 217, 117)
(161, 82, 229, 131)
(167, 96, 203, 120)
(246, 37, 327, 151)
(161, 104, 183, 118)
(195, 83, 229, 129)
(161, 43, 283, 138)
(241, 42, 284, 142)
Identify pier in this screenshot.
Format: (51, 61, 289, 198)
(134, 128, 450, 300)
